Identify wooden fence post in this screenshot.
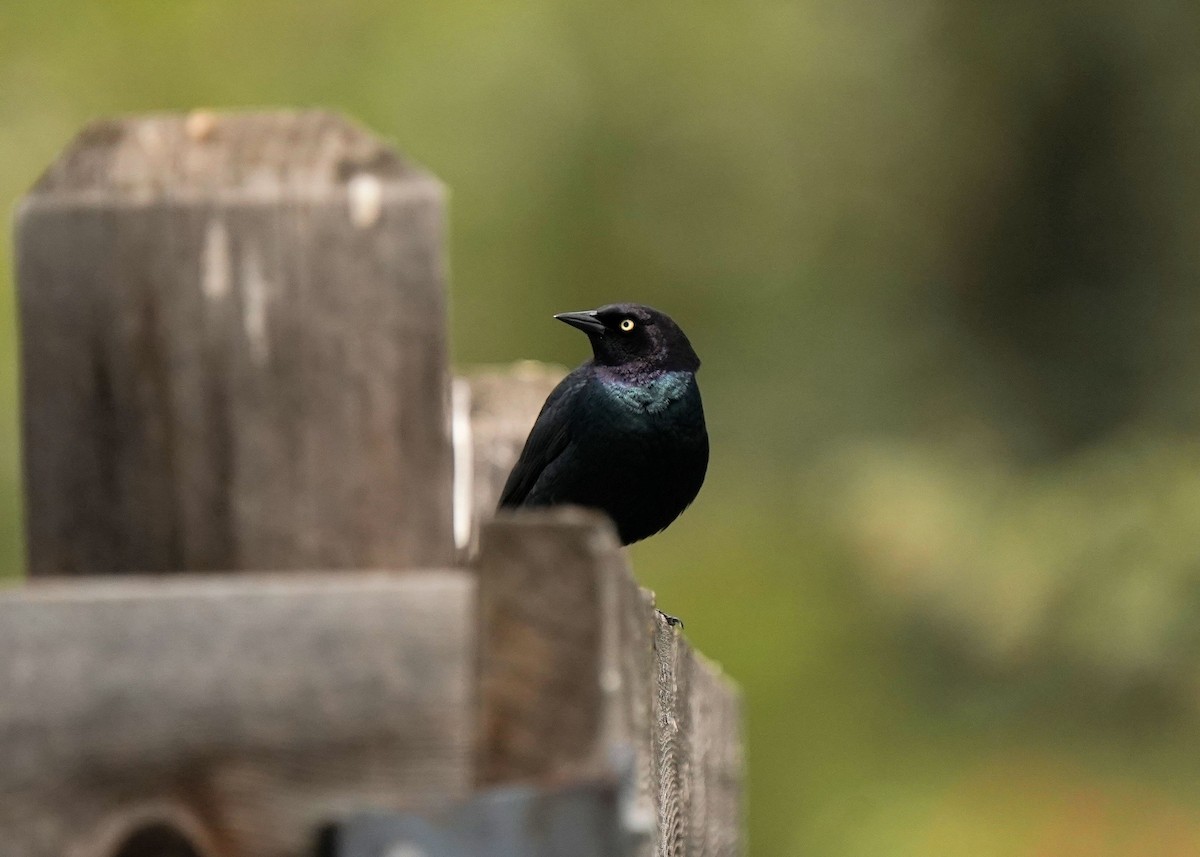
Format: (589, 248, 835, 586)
(14, 111, 454, 575)
(476, 509, 743, 857)
(454, 363, 565, 554)
(0, 572, 476, 857)
(3, 114, 744, 857)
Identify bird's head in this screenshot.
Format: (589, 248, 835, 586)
(554, 303, 700, 373)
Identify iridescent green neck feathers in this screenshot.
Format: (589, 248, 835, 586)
(598, 370, 692, 414)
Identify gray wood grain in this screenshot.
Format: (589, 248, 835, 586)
(475, 509, 626, 784)
(652, 614, 693, 857)
(0, 571, 475, 857)
(476, 508, 744, 857)
(15, 111, 454, 576)
(685, 654, 743, 857)
(454, 363, 565, 556)
(651, 620, 745, 857)
(475, 509, 659, 852)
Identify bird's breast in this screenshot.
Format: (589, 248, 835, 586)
(581, 372, 707, 459)
(594, 371, 695, 416)
(570, 372, 707, 544)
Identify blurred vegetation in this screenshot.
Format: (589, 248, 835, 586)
(5, 0, 1200, 854)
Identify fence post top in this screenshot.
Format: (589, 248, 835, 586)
(24, 110, 441, 203)
(480, 507, 625, 558)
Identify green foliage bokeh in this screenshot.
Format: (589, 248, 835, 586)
(5, 1, 1200, 854)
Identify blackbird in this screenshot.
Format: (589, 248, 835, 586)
(498, 303, 708, 547)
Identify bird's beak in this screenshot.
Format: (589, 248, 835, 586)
(554, 310, 606, 335)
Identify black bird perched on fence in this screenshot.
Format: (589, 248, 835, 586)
(498, 303, 708, 546)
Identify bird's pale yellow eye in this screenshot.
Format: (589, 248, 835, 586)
(620, 319, 636, 332)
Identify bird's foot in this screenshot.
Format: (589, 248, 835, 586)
(656, 609, 684, 630)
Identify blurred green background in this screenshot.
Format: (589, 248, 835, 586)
(6, 1, 1200, 854)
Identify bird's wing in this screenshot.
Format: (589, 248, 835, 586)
(497, 368, 590, 507)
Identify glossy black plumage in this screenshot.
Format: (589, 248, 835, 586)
(498, 303, 708, 545)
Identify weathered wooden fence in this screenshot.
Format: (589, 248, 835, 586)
(1, 112, 742, 857)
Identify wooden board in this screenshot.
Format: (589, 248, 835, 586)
(0, 571, 475, 857)
(454, 363, 565, 555)
(329, 777, 637, 857)
(653, 624, 744, 857)
(9, 115, 743, 857)
(475, 508, 742, 857)
(686, 652, 743, 857)
(15, 111, 454, 575)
